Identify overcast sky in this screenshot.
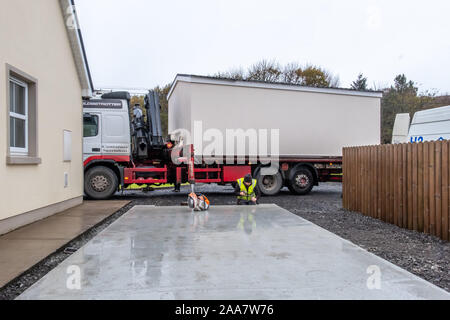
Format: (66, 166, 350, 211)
(75, 0, 450, 94)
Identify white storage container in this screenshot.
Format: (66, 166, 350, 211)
(408, 105, 450, 143)
(168, 75, 382, 158)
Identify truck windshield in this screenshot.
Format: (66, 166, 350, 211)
(83, 114, 98, 137)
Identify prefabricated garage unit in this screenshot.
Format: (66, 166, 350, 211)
(169, 75, 382, 157)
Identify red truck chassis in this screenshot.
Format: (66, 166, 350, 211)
(83, 151, 342, 199)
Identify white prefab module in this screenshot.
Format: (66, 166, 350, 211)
(392, 113, 411, 144)
(408, 105, 450, 143)
(168, 75, 382, 158)
(392, 105, 450, 144)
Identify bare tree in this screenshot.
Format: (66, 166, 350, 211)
(247, 59, 282, 82)
(215, 59, 340, 87)
(214, 67, 245, 80)
(282, 62, 303, 84)
(316, 66, 340, 87)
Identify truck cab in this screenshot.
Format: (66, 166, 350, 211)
(83, 95, 131, 162)
(82, 91, 174, 199)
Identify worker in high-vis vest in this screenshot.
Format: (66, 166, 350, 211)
(235, 174, 260, 205)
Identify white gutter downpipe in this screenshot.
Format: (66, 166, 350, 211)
(59, 0, 93, 98)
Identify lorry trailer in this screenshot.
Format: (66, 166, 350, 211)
(83, 75, 382, 200)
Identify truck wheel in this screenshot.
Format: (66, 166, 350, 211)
(287, 166, 314, 195)
(255, 168, 283, 196)
(84, 166, 118, 200)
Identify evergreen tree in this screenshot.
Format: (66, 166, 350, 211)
(351, 73, 368, 90)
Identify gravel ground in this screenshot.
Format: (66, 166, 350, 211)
(1, 182, 449, 299)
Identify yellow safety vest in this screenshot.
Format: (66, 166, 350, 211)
(237, 178, 257, 201)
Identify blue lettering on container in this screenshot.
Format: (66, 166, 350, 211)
(410, 136, 424, 143)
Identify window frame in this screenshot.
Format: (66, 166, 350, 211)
(5, 64, 40, 165)
(9, 76, 29, 155)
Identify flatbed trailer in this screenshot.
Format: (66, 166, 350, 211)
(83, 152, 343, 198)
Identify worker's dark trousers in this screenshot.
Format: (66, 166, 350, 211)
(237, 200, 257, 205)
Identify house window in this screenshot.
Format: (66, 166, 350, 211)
(6, 64, 40, 165)
(9, 77, 28, 154)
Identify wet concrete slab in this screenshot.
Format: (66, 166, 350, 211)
(0, 200, 129, 288)
(17, 204, 450, 300)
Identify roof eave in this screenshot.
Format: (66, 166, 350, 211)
(59, 0, 93, 98)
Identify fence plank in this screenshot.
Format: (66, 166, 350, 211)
(345, 148, 349, 209)
(361, 147, 366, 215)
(362, 147, 366, 214)
(429, 142, 436, 236)
(383, 145, 388, 222)
(418, 142, 424, 232)
(379, 145, 384, 221)
(407, 143, 413, 229)
(377, 145, 382, 220)
(397, 144, 403, 227)
(412, 142, 418, 231)
(368, 146, 372, 216)
(346, 148, 350, 210)
(423, 142, 430, 234)
(356, 147, 359, 212)
(343, 148, 347, 209)
(402, 144, 408, 229)
(374, 146, 379, 219)
(372, 146, 375, 217)
(435, 142, 442, 239)
(442, 141, 449, 241)
(393, 145, 398, 225)
(353, 147, 356, 211)
(349, 148, 354, 211)
(384, 145, 389, 222)
(386, 145, 391, 223)
(367, 147, 370, 216)
(363, 147, 368, 216)
(390, 144, 395, 224)
(348, 147, 352, 210)
(448, 141, 450, 241)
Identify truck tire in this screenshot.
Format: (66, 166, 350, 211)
(255, 168, 283, 196)
(287, 165, 314, 195)
(84, 166, 118, 200)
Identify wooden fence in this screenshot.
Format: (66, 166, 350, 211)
(343, 140, 450, 241)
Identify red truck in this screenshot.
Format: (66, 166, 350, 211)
(82, 90, 344, 200)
